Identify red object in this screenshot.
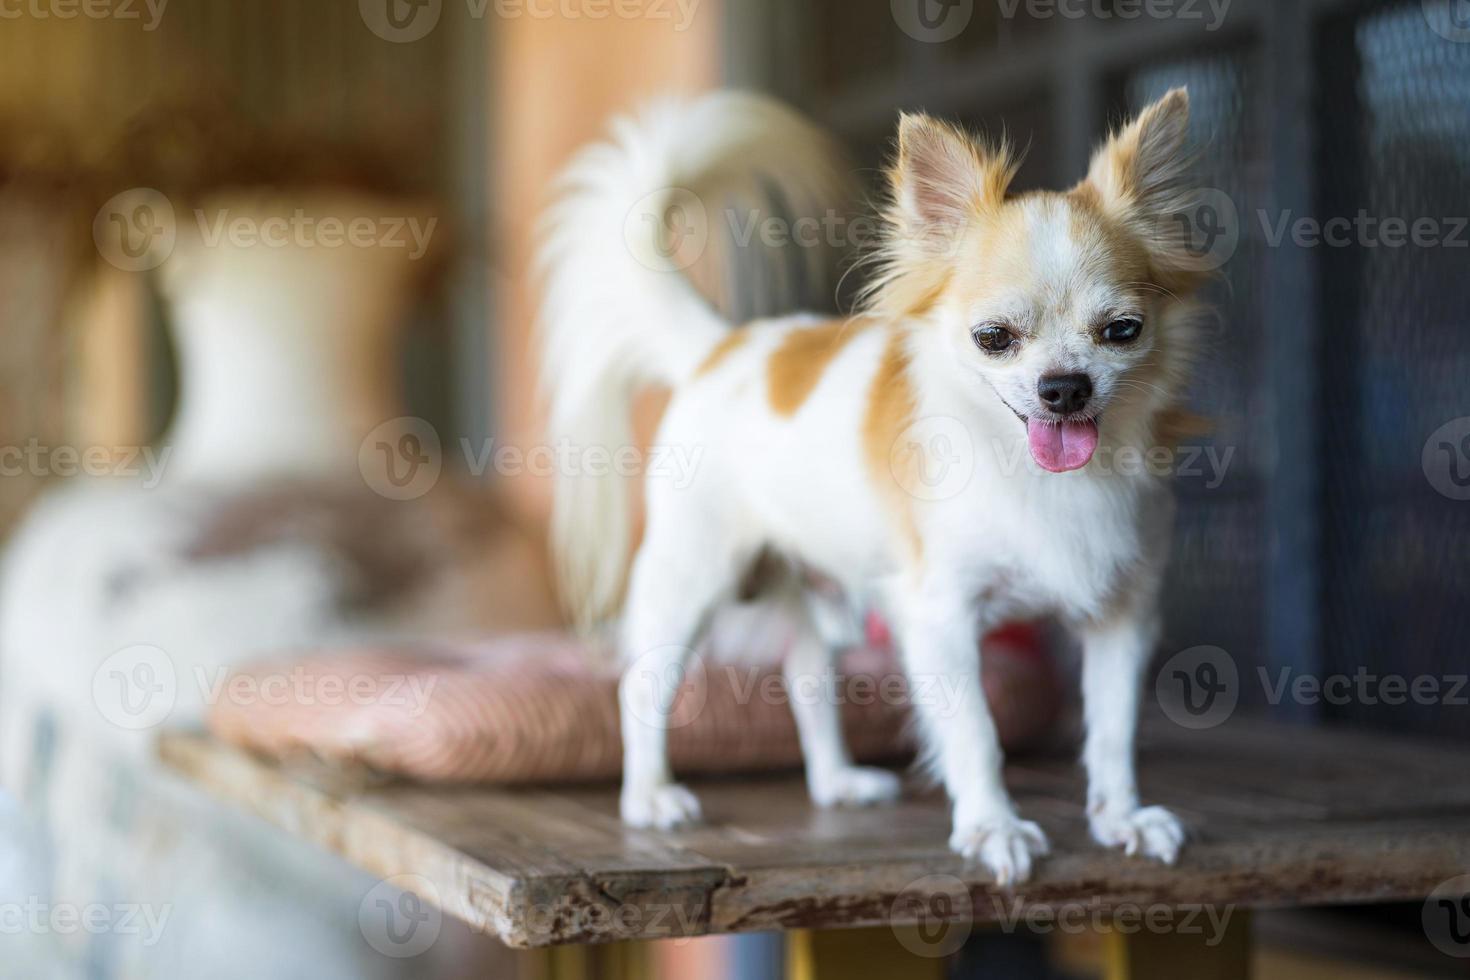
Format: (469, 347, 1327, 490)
(867, 613, 1049, 663)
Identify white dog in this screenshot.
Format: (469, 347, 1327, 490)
(539, 90, 1206, 885)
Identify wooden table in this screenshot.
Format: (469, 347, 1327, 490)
(159, 714, 1470, 978)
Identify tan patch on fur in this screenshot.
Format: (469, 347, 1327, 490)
(766, 319, 867, 417)
(862, 328, 923, 563)
(1067, 181, 1102, 211)
(694, 329, 749, 378)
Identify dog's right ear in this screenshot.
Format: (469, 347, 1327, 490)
(865, 114, 1019, 318)
(892, 113, 1017, 237)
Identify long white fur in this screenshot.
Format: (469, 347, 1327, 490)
(539, 91, 1202, 885)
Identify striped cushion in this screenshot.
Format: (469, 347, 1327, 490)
(207, 630, 1060, 784)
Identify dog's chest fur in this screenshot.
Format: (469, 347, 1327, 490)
(922, 463, 1162, 624)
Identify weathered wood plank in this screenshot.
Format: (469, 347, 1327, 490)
(159, 714, 1470, 948)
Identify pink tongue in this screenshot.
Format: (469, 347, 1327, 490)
(1027, 419, 1100, 473)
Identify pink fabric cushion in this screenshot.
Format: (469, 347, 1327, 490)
(207, 631, 1060, 784)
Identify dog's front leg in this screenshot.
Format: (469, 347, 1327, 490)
(1080, 611, 1185, 864)
(894, 583, 1049, 886)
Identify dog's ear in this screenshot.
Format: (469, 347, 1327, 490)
(1083, 88, 1203, 281)
(892, 112, 1017, 235)
(1085, 88, 1192, 218)
(865, 114, 1019, 317)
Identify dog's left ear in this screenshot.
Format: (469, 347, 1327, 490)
(1086, 88, 1192, 217)
(1081, 89, 1205, 283)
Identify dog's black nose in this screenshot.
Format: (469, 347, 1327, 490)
(1037, 373, 1093, 415)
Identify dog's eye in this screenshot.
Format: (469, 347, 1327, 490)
(972, 325, 1015, 353)
(1100, 317, 1143, 344)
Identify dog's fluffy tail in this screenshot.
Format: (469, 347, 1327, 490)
(538, 91, 854, 630)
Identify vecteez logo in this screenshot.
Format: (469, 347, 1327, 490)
(890, 416, 976, 501)
(1424, 875, 1470, 958)
(359, 417, 443, 500)
(360, 0, 442, 42)
(92, 645, 177, 730)
(892, 0, 975, 43)
(1155, 645, 1239, 729)
(93, 188, 176, 272)
(1424, 417, 1470, 501)
(1424, 0, 1470, 43)
(359, 875, 443, 957)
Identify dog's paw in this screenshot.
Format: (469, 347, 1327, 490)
(620, 783, 703, 829)
(809, 765, 903, 809)
(1090, 805, 1186, 864)
(949, 816, 1050, 887)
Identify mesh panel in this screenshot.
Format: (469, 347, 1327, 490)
(794, 0, 1470, 735)
(1317, 1, 1470, 737)
(1122, 52, 1270, 685)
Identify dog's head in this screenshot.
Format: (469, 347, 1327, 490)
(868, 89, 1207, 473)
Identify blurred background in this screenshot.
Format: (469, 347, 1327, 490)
(1, 0, 1468, 978)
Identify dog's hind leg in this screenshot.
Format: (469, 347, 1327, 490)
(779, 586, 903, 809)
(617, 507, 749, 830)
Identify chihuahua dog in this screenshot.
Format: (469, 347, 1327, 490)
(539, 89, 1206, 884)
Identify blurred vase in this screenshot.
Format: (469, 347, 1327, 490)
(0, 189, 80, 535)
(159, 192, 428, 484)
(0, 189, 539, 980)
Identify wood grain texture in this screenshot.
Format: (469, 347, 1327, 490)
(159, 713, 1470, 949)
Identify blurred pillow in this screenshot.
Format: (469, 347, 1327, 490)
(207, 629, 1060, 784)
